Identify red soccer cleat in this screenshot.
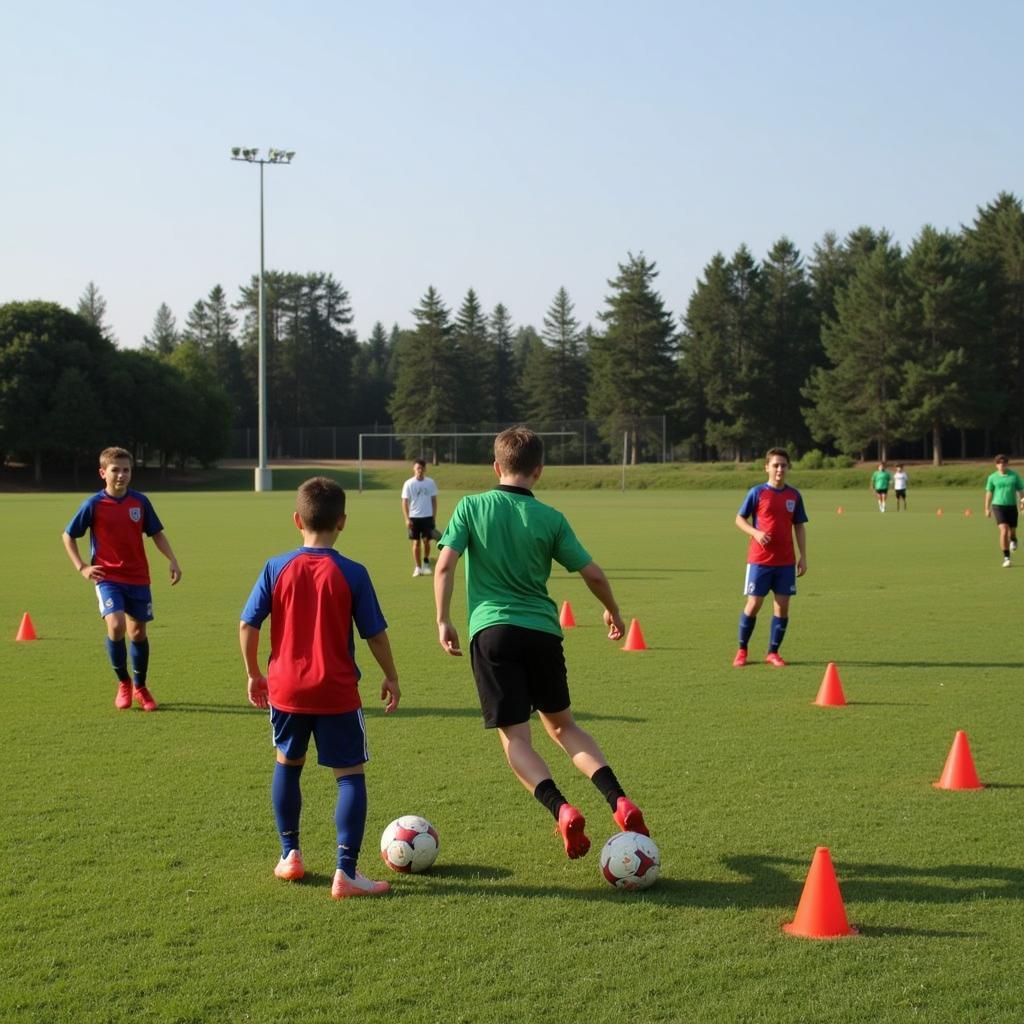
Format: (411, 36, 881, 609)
(765, 652, 787, 668)
(557, 803, 591, 860)
(613, 796, 650, 837)
(115, 682, 133, 709)
(134, 686, 158, 711)
(331, 869, 390, 899)
(274, 850, 305, 881)
(732, 649, 747, 668)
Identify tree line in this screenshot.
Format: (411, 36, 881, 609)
(2, 192, 1022, 477)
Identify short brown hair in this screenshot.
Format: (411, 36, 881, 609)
(764, 447, 790, 465)
(99, 446, 133, 468)
(495, 426, 544, 475)
(296, 476, 346, 531)
(995, 454, 1009, 464)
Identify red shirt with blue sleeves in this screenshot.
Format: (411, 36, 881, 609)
(64, 489, 164, 585)
(738, 484, 808, 567)
(240, 548, 388, 715)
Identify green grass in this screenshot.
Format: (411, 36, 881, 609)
(2, 487, 1023, 1023)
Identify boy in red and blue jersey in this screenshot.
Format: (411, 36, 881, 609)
(240, 476, 400, 899)
(732, 448, 808, 668)
(62, 446, 182, 711)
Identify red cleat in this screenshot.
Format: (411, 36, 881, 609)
(274, 850, 305, 881)
(134, 686, 158, 711)
(557, 803, 591, 859)
(331, 869, 390, 898)
(115, 682, 133, 709)
(732, 649, 747, 668)
(765, 653, 787, 668)
(613, 796, 649, 837)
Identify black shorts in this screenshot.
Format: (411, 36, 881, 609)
(408, 517, 436, 541)
(875, 489, 889, 497)
(469, 625, 569, 729)
(895, 489, 906, 498)
(992, 504, 1019, 528)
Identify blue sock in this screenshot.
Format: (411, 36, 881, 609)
(769, 616, 789, 653)
(272, 763, 303, 856)
(738, 613, 756, 649)
(130, 639, 150, 687)
(335, 773, 368, 876)
(106, 638, 129, 681)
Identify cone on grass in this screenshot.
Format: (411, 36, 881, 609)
(936, 508, 944, 516)
(814, 662, 847, 707)
(559, 601, 577, 628)
(836, 506, 844, 515)
(964, 508, 973, 517)
(15, 612, 37, 642)
(933, 730, 984, 790)
(782, 847, 858, 939)
(622, 618, 647, 651)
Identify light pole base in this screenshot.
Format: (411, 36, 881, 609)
(254, 467, 273, 492)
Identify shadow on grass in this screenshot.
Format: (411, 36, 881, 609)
(158, 702, 255, 715)
(386, 706, 646, 725)
(839, 660, 1024, 670)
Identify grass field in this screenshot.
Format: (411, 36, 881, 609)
(3, 484, 1023, 1023)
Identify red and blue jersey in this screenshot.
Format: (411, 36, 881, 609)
(64, 489, 164, 585)
(738, 483, 808, 566)
(240, 548, 388, 715)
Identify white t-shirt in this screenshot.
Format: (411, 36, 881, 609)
(893, 470, 908, 491)
(402, 476, 438, 518)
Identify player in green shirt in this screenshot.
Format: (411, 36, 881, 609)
(984, 454, 1024, 567)
(434, 426, 649, 860)
(871, 462, 892, 513)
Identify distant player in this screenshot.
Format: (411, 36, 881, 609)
(984, 455, 1024, 568)
(61, 446, 182, 711)
(401, 458, 439, 577)
(733, 448, 808, 668)
(871, 461, 892, 513)
(433, 426, 648, 860)
(893, 464, 909, 511)
(240, 477, 400, 898)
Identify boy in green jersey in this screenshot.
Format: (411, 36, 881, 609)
(984, 455, 1024, 567)
(871, 462, 892, 513)
(433, 426, 649, 860)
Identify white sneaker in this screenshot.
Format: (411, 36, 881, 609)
(1002, 557, 1012, 568)
(412, 566, 422, 577)
(1012, 540, 1018, 552)
(420, 565, 432, 575)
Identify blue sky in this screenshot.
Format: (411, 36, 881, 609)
(2, 1, 1020, 347)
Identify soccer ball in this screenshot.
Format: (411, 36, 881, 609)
(380, 815, 440, 873)
(599, 831, 660, 890)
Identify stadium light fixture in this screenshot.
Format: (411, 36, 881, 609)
(230, 145, 297, 492)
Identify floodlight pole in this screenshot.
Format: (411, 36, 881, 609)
(231, 147, 295, 492)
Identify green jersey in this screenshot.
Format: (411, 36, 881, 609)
(986, 469, 1024, 506)
(872, 469, 892, 490)
(440, 485, 591, 639)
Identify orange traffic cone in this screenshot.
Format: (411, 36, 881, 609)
(936, 508, 943, 516)
(933, 730, 984, 790)
(559, 601, 576, 628)
(836, 506, 844, 515)
(622, 618, 647, 651)
(15, 612, 37, 641)
(814, 662, 847, 707)
(964, 508, 973, 517)
(782, 847, 858, 938)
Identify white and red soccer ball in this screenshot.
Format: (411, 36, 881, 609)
(600, 831, 660, 890)
(380, 815, 440, 873)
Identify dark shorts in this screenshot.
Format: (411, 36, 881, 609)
(408, 517, 436, 541)
(875, 489, 889, 496)
(469, 625, 569, 729)
(895, 489, 907, 498)
(992, 504, 1019, 528)
(270, 707, 369, 767)
(743, 563, 797, 598)
(95, 581, 153, 621)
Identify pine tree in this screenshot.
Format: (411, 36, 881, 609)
(527, 287, 588, 425)
(452, 289, 492, 425)
(76, 281, 116, 343)
(142, 303, 179, 355)
(489, 303, 518, 424)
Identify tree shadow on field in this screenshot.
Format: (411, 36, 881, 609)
(840, 659, 1024, 670)
(391, 706, 646, 725)
(157, 702, 254, 716)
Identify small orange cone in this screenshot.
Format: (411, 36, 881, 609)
(936, 508, 943, 516)
(782, 847, 858, 938)
(622, 618, 647, 651)
(15, 612, 37, 642)
(814, 662, 847, 707)
(559, 601, 576, 628)
(964, 509, 972, 517)
(933, 730, 984, 790)
(836, 506, 844, 515)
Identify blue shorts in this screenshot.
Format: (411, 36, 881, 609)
(95, 581, 154, 621)
(743, 563, 797, 598)
(270, 707, 369, 768)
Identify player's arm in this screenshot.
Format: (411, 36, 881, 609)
(401, 497, 412, 527)
(239, 622, 268, 708)
(365, 630, 400, 713)
(62, 531, 105, 581)
(578, 561, 625, 640)
(151, 531, 182, 584)
(984, 487, 993, 516)
(735, 514, 770, 547)
(433, 546, 463, 656)
(431, 495, 438, 518)
(794, 523, 808, 577)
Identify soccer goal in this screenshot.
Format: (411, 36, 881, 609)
(357, 431, 578, 492)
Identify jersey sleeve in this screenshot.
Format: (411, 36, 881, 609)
(737, 486, 758, 520)
(140, 495, 165, 536)
(438, 497, 470, 554)
(552, 514, 592, 573)
(400, 481, 411, 500)
(64, 496, 94, 538)
(793, 490, 809, 524)
(240, 562, 274, 628)
(985, 475, 995, 493)
(348, 564, 389, 639)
